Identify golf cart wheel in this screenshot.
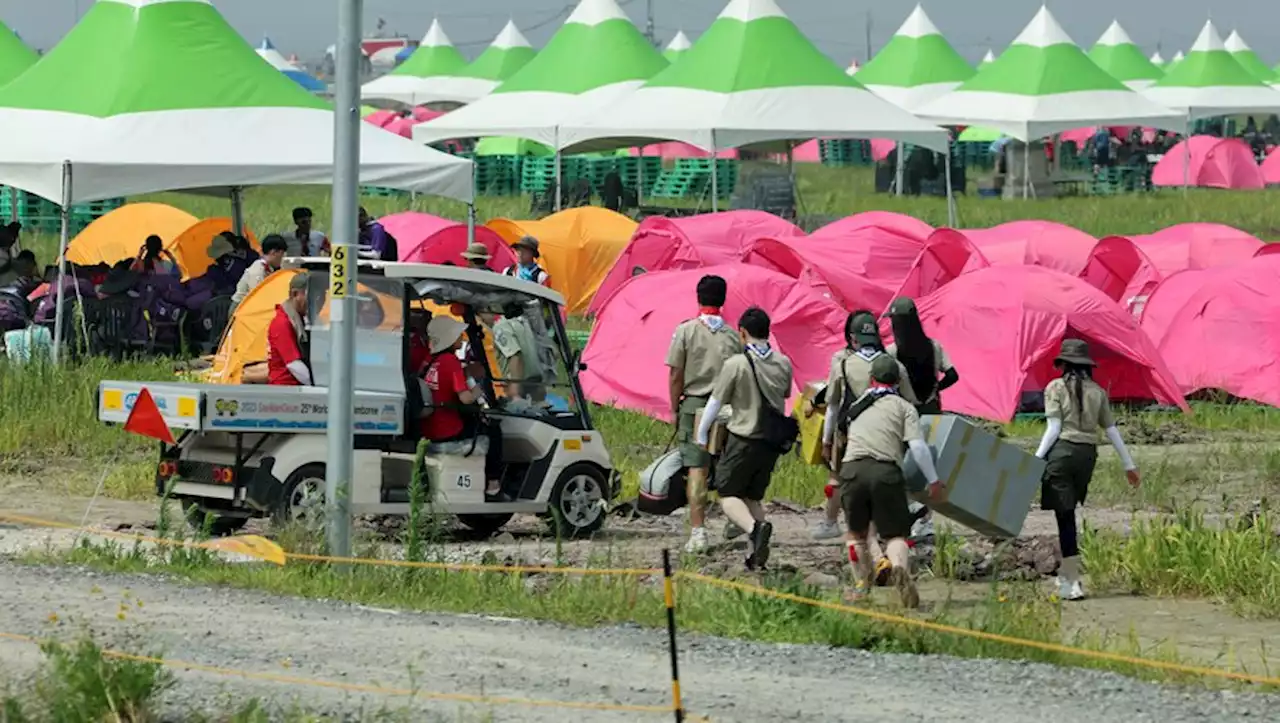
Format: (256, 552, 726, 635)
(275, 463, 327, 525)
(545, 464, 608, 538)
(457, 514, 514, 537)
(182, 501, 247, 537)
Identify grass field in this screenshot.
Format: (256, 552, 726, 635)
(5, 165, 1280, 687)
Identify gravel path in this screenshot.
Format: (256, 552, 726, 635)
(0, 562, 1275, 722)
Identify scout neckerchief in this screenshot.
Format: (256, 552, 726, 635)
(698, 305, 725, 332)
(845, 381, 899, 426)
(745, 341, 772, 359)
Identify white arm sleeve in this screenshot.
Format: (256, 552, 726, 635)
(286, 360, 312, 386)
(695, 397, 722, 446)
(1034, 417, 1062, 459)
(822, 404, 837, 444)
(1105, 426, 1137, 471)
(907, 439, 939, 485)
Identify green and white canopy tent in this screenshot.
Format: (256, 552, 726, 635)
(1166, 50, 1185, 70)
(1224, 31, 1279, 84)
(0, 0, 472, 204)
(855, 5, 974, 112)
(1149, 51, 1164, 65)
(0, 20, 37, 86)
(1088, 20, 1163, 90)
(560, 0, 947, 154)
(361, 19, 476, 107)
(980, 49, 996, 66)
(664, 31, 691, 62)
(1142, 21, 1280, 120)
(465, 20, 537, 82)
(913, 6, 1184, 141)
(414, 0, 667, 148)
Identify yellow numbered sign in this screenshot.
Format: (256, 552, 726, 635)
(330, 245, 348, 298)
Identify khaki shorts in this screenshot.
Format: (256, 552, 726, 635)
(677, 396, 711, 469)
(839, 458, 912, 540)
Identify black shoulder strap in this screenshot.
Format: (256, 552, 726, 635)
(743, 352, 783, 416)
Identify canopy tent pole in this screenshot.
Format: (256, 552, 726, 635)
(230, 187, 245, 236)
(894, 141, 905, 196)
(710, 133, 719, 213)
(466, 163, 476, 246)
(51, 161, 72, 365)
(1182, 113, 1191, 194)
(943, 140, 956, 228)
(637, 147, 645, 207)
(326, 0, 363, 560)
(554, 130, 563, 212)
(1022, 141, 1030, 200)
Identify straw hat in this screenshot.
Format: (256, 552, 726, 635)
(427, 316, 468, 354)
(460, 242, 491, 262)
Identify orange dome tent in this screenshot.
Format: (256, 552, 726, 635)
(67, 203, 259, 280)
(487, 207, 637, 315)
(170, 218, 260, 279)
(68, 203, 197, 268)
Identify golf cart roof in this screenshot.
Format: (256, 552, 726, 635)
(286, 258, 566, 307)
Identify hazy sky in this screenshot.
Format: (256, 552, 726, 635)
(2, 0, 1277, 67)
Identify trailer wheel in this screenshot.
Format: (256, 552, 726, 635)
(182, 502, 248, 537)
(276, 464, 327, 524)
(545, 464, 608, 538)
(457, 514, 514, 537)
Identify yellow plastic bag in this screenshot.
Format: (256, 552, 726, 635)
(796, 382, 827, 467)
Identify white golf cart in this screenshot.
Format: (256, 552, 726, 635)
(96, 261, 617, 537)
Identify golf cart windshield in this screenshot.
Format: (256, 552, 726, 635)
(410, 278, 587, 427)
(306, 273, 407, 395)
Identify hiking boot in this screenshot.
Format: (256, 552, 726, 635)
(811, 520, 842, 540)
(746, 521, 773, 571)
(889, 566, 920, 609)
(684, 527, 709, 554)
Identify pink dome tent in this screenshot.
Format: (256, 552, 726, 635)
(743, 221, 928, 311)
(1151, 136, 1265, 190)
(1147, 257, 1280, 406)
(384, 108, 444, 138)
(582, 265, 847, 422)
(1255, 244, 1280, 258)
(893, 266, 1187, 421)
(1138, 268, 1228, 348)
(814, 212, 933, 246)
(1127, 223, 1263, 276)
(890, 229, 991, 300)
(383, 212, 515, 270)
(364, 109, 398, 128)
(790, 140, 822, 163)
(589, 211, 802, 314)
(632, 142, 739, 159)
(1263, 147, 1280, 185)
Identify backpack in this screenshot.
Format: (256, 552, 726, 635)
(744, 353, 800, 453)
(637, 449, 689, 516)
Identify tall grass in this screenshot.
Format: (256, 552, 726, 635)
(1, 636, 171, 723)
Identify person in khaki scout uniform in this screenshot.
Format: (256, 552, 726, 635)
(1034, 340, 1141, 602)
(839, 356, 942, 608)
(695, 307, 793, 571)
(666, 275, 741, 553)
(816, 311, 916, 558)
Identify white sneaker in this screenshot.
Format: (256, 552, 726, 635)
(1056, 577, 1086, 601)
(684, 527, 709, 554)
(811, 520, 842, 540)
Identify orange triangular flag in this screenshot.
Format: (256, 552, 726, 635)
(124, 388, 176, 445)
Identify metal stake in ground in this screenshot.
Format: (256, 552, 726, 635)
(326, 0, 362, 559)
(662, 549, 685, 722)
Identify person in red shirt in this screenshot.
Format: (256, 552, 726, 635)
(421, 316, 507, 500)
(266, 272, 311, 386)
(407, 308, 432, 374)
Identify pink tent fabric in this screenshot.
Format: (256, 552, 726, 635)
(813, 212, 934, 246)
(1148, 256, 1280, 405)
(383, 212, 516, 270)
(1151, 136, 1265, 189)
(1081, 236, 1160, 305)
(364, 109, 397, 128)
(411, 106, 443, 122)
(1127, 223, 1263, 276)
(1138, 268, 1224, 348)
(1262, 147, 1280, 185)
(589, 211, 802, 314)
(383, 115, 421, 138)
(1255, 244, 1280, 258)
(741, 237, 898, 313)
(582, 265, 847, 421)
(1058, 126, 1156, 147)
(890, 229, 991, 300)
(889, 266, 1187, 421)
(959, 221, 1098, 273)
(790, 140, 821, 163)
(631, 142, 739, 159)
(870, 139, 896, 162)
